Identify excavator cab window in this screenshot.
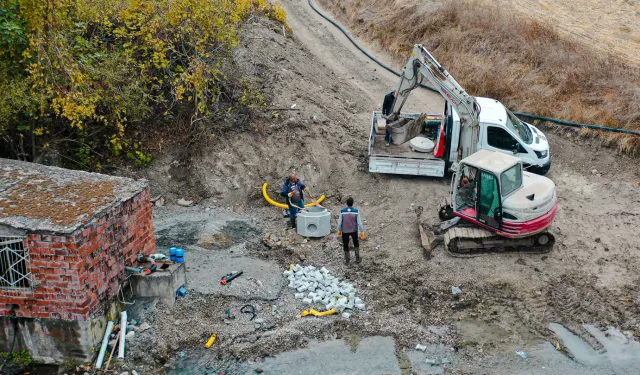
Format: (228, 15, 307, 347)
(455, 165, 478, 217)
(501, 163, 522, 197)
(477, 171, 502, 228)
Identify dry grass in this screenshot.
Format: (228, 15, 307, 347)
(318, 0, 640, 154)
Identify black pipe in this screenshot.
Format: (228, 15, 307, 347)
(306, 0, 640, 137)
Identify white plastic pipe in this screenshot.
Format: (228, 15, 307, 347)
(95, 321, 114, 369)
(118, 311, 127, 359)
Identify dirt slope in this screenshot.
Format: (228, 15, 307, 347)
(489, 0, 640, 66)
(140, 2, 640, 370)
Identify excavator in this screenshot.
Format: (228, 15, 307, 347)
(387, 45, 557, 256)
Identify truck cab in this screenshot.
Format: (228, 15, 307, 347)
(473, 98, 551, 175)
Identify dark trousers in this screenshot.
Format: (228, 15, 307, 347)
(342, 232, 359, 251)
(385, 129, 392, 144)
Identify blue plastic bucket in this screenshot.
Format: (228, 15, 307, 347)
(169, 247, 177, 261)
(175, 248, 184, 263)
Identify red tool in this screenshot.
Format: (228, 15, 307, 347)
(143, 263, 157, 275)
(220, 271, 243, 285)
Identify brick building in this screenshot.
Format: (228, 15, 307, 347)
(0, 158, 155, 363)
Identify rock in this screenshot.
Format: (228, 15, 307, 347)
(205, 207, 210, 212)
(139, 322, 151, 332)
(255, 368, 264, 373)
(591, 169, 598, 175)
(595, 237, 601, 243)
(126, 331, 135, 339)
(177, 198, 193, 207)
(298, 253, 306, 261)
(132, 371, 139, 375)
(120, 372, 130, 375)
(245, 335, 259, 343)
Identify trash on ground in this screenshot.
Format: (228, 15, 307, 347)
(515, 349, 529, 358)
(177, 198, 194, 207)
(176, 285, 187, 297)
(415, 343, 427, 351)
(205, 333, 217, 348)
(425, 357, 449, 366)
(220, 271, 244, 285)
(424, 358, 439, 366)
(241, 304, 256, 321)
(224, 309, 236, 320)
(451, 286, 462, 294)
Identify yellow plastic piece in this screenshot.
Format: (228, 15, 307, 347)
(262, 182, 325, 209)
(205, 334, 217, 348)
(301, 308, 337, 317)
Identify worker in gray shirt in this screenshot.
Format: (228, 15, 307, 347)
(337, 197, 365, 265)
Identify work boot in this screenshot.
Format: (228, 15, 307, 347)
(290, 218, 297, 229)
(344, 250, 350, 265)
(354, 247, 361, 264)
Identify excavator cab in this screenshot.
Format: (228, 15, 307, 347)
(446, 149, 558, 240)
(451, 154, 508, 231)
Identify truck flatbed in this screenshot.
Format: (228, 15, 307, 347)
(368, 111, 447, 176)
(371, 135, 436, 158)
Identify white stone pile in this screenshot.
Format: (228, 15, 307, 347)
(283, 264, 365, 313)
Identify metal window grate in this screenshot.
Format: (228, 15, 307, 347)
(0, 236, 31, 289)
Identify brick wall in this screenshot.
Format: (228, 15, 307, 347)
(0, 187, 155, 320)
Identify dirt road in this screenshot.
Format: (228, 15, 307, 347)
(138, 1, 640, 373)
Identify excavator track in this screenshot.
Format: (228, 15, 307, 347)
(444, 226, 555, 258)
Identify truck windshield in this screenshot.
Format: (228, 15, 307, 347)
(505, 108, 532, 144)
(501, 163, 522, 197)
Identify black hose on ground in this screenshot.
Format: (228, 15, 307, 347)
(306, 0, 640, 137)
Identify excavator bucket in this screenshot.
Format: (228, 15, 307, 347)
(418, 220, 442, 258)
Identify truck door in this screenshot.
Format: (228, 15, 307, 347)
(485, 126, 527, 158)
(476, 170, 502, 229)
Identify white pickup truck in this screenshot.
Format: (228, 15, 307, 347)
(368, 99, 552, 177)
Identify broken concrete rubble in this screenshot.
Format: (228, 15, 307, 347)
(283, 264, 365, 313)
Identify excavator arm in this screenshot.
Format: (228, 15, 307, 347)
(389, 44, 481, 159)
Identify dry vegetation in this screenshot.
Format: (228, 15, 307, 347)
(317, 0, 640, 154)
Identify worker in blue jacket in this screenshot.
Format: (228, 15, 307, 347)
(281, 174, 309, 229)
(382, 90, 397, 146)
(337, 197, 365, 265)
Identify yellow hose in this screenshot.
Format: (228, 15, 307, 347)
(301, 308, 337, 317)
(262, 182, 325, 209)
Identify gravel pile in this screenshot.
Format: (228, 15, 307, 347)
(284, 264, 365, 313)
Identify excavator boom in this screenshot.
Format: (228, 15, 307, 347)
(390, 44, 482, 160)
